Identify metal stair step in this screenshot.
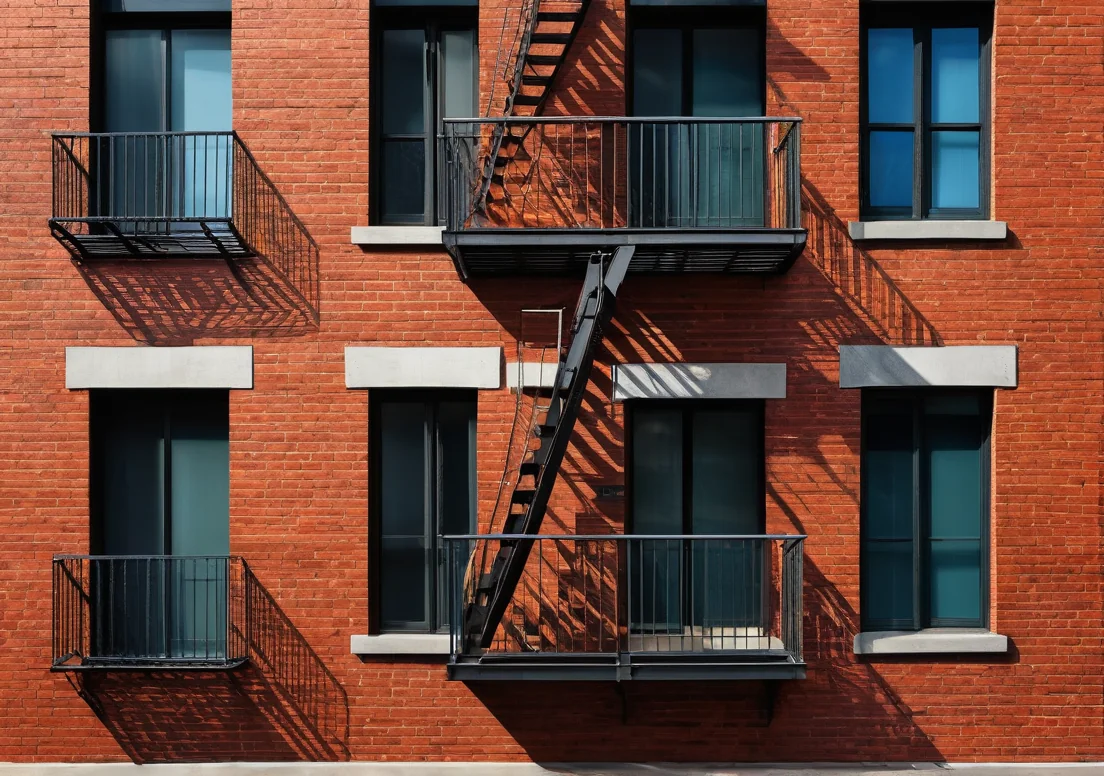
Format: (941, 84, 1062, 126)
(525, 54, 562, 66)
(537, 11, 580, 22)
(521, 74, 553, 86)
(530, 32, 571, 44)
(512, 94, 543, 106)
(511, 489, 536, 505)
(534, 423, 557, 438)
(519, 461, 541, 477)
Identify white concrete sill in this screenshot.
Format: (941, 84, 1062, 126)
(351, 633, 451, 656)
(848, 220, 1008, 242)
(351, 226, 445, 246)
(854, 629, 1009, 656)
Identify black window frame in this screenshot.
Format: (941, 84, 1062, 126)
(369, 7, 478, 226)
(626, 400, 767, 535)
(90, 1, 232, 133)
(859, 389, 993, 633)
(859, 2, 992, 221)
(89, 388, 230, 556)
(368, 389, 478, 634)
(626, 6, 767, 119)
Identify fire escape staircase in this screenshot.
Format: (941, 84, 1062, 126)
(474, 0, 592, 216)
(464, 245, 634, 649)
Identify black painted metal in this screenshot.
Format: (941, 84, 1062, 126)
(464, 246, 634, 649)
(473, 0, 592, 215)
(446, 534, 807, 681)
(49, 131, 320, 318)
(442, 117, 805, 276)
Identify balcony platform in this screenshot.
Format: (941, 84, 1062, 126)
(50, 219, 253, 262)
(444, 227, 807, 277)
(448, 650, 806, 681)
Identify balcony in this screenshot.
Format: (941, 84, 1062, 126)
(52, 555, 248, 670)
(444, 534, 806, 681)
(442, 117, 806, 277)
(50, 132, 317, 274)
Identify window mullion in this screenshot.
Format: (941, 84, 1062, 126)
(914, 26, 926, 219)
(912, 396, 923, 631)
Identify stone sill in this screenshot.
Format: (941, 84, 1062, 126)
(848, 220, 1008, 241)
(351, 226, 445, 246)
(854, 629, 1008, 656)
(351, 634, 451, 656)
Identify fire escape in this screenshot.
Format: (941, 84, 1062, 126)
(443, 0, 808, 681)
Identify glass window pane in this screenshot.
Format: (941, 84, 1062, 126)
(863, 541, 914, 625)
(691, 28, 762, 117)
(437, 400, 476, 536)
(691, 409, 759, 534)
(869, 130, 913, 208)
(867, 28, 914, 124)
(632, 408, 682, 534)
(929, 539, 982, 623)
(170, 30, 232, 131)
(170, 394, 230, 557)
(440, 29, 476, 119)
(931, 28, 980, 124)
(632, 29, 682, 116)
(379, 402, 428, 626)
(864, 409, 914, 540)
(927, 414, 985, 540)
(931, 130, 980, 210)
(104, 29, 164, 132)
(94, 391, 166, 555)
(380, 139, 426, 223)
(381, 29, 426, 135)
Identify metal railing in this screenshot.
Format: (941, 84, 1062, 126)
(51, 132, 319, 317)
(444, 117, 802, 233)
(52, 555, 246, 668)
(446, 534, 805, 663)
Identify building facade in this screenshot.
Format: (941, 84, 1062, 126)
(1, 0, 1102, 764)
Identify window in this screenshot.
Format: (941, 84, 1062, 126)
(861, 391, 991, 632)
(93, 1, 232, 222)
(371, 394, 476, 632)
(372, 11, 477, 225)
(628, 9, 765, 228)
(90, 390, 230, 658)
(861, 4, 992, 220)
(629, 403, 764, 631)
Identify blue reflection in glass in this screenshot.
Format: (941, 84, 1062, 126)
(932, 28, 980, 124)
(867, 28, 913, 124)
(932, 131, 980, 209)
(869, 130, 913, 208)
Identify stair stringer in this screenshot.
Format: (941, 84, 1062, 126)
(468, 246, 635, 650)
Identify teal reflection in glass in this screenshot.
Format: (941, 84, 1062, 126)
(864, 541, 914, 625)
(867, 28, 913, 124)
(869, 130, 913, 208)
(932, 28, 979, 124)
(929, 540, 982, 622)
(932, 131, 980, 209)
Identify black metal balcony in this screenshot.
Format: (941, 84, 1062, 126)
(50, 132, 317, 281)
(444, 534, 806, 681)
(442, 117, 806, 277)
(52, 555, 246, 670)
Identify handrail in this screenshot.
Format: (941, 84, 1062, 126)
(446, 116, 804, 126)
(446, 533, 808, 541)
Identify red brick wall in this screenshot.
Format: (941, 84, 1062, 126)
(0, 0, 1102, 763)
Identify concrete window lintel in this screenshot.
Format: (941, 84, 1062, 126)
(612, 363, 786, 401)
(351, 226, 445, 246)
(839, 345, 1017, 389)
(351, 634, 450, 656)
(848, 220, 1008, 242)
(854, 630, 1009, 656)
(65, 346, 254, 389)
(345, 346, 502, 389)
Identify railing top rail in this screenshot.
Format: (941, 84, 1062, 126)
(53, 554, 242, 561)
(441, 533, 807, 541)
(51, 131, 236, 139)
(443, 116, 803, 127)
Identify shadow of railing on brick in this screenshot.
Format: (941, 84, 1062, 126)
(66, 564, 349, 763)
